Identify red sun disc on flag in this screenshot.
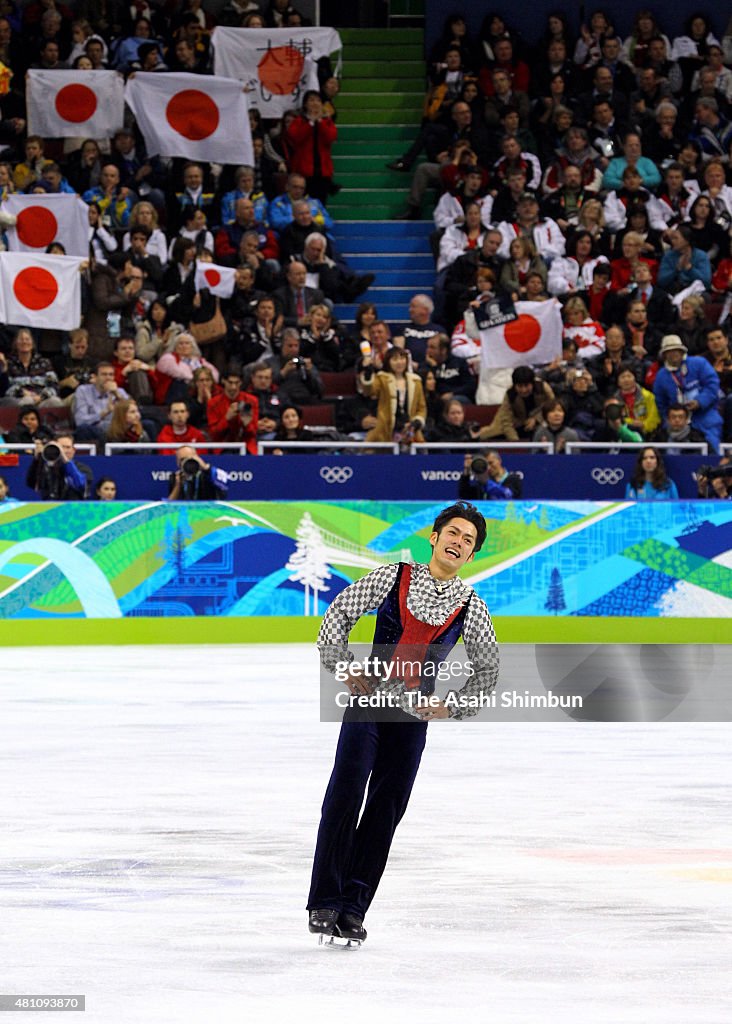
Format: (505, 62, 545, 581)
(55, 83, 98, 123)
(204, 269, 221, 287)
(257, 46, 305, 96)
(16, 207, 59, 249)
(13, 267, 59, 310)
(503, 315, 542, 353)
(166, 90, 219, 140)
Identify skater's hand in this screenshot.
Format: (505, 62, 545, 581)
(414, 700, 450, 720)
(344, 667, 373, 696)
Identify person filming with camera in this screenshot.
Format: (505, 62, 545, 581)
(696, 460, 732, 500)
(459, 449, 523, 500)
(167, 446, 229, 501)
(26, 434, 93, 501)
(206, 371, 259, 455)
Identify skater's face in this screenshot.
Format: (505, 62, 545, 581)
(429, 517, 477, 577)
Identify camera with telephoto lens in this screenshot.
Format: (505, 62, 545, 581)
(471, 456, 488, 475)
(41, 441, 62, 466)
(698, 464, 732, 481)
(181, 457, 202, 480)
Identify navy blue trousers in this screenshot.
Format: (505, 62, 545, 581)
(307, 717, 427, 919)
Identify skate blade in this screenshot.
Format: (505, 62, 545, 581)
(318, 933, 362, 950)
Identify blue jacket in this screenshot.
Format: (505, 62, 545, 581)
(657, 248, 712, 292)
(625, 479, 679, 500)
(268, 194, 334, 235)
(653, 356, 723, 452)
(602, 157, 661, 191)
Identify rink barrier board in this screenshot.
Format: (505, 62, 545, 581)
(0, 453, 716, 501)
(0, 618, 728, 647)
(0, 499, 730, 641)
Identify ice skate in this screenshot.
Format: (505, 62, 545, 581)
(309, 908, 339, 942)
(333, 913, 366, 948)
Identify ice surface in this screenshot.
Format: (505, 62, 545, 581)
(0, 645, 730, 1024)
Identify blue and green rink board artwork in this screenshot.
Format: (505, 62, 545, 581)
(0, 501, 730, 644)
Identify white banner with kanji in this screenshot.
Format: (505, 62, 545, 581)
(479, 299, 563, 370)
(194, 261, 237, 298)
(211, 26, 341, 117)
(27, 69, 125, 138)
(3, 193, 91, 258)
(125, 72, 253, 163)
(0, 252, 83, 330)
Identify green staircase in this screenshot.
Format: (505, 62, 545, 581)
(330, 27, 425, 221)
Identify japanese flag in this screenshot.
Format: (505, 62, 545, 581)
(27, 69, 125, 139)
(0, 252, 83, 330)
(125, 72, 253, 164)
(3, 194, 91, 259)
(212, 27, 341, 117)
(194, 261, 237, 298)
(479, 299, 563, 370)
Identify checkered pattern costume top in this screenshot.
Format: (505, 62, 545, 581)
(317, 561, 499, 718)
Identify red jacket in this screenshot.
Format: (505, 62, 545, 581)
(284, 115, 338, 179)
(111, 356, 157, 394)
(214, 223, 280, 264)
(207, 389, 259, 455)
(157, 424, 207, 455)
(610, 257, 657, 292)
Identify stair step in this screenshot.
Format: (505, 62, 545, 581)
(336, 124, 418, 142)
(338, 111, 421, 126)
(344, 254, 435, 271)
(343, 44, 424, 61)
(331, 233, 432, 251)
(334, 142, 413, 159)
(358, 271, 435, 287)
(344, 59, 424, 78)
(332, 220, 433, 238)
(336, 170, 419, 188)
(339, 28, 423, 44)
(340, 77, 423, 95)
(359, 287, 428, 302)
(337, 93, 423, 111)
(330, 206, 412, 220)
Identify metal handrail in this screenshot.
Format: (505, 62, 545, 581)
(409, 442, 554, 454)
(0, 443, 96, 454)
(564, 441, 708, 454)
(103, 442, 249, 455)
(257, 441, 400, 454)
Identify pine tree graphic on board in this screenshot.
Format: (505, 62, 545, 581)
(545, 567, 567, 615)
(286, 512, 332, 615)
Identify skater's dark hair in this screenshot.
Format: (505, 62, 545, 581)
(432, 501, 487, 552)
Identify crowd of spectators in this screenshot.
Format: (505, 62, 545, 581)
(0, 4, 731, 502)
(384, 8, 732, 474)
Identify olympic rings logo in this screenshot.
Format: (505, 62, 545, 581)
(591, 467, 625, 485)
(320, 466, 354, 484)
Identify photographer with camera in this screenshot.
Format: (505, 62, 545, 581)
(270, 329, 324, 407)
(167, 445, 229, 501)
(206, 371, 259, 455)
(459, 449, 523, 500)
(592, 398, 643, 449)
(696, 461, 732, 500)
(26, 434, 93, 501)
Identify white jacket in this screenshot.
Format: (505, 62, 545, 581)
(497, 219, 565, 262)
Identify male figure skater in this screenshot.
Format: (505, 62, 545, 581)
(308, 501, 499, 945)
